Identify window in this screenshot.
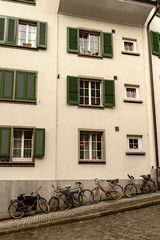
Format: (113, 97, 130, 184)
(18, 22, 37, 48)
(12, 129, 33, 162)
(67, 76, 115, 108)
(126, 135, 145, 155)
(4, 0, 35, 3)
(0, 69, 36, 102)
(123, 39, 137, 53)
(0, 16, 47, 49)
(80, 79, 101, 106)
(0, 127, 45, 165)
(124, 84, 142, 103)
(79, 130, 105, 163)
(79, 31, 100, 56)
(67, 27, 113, 58)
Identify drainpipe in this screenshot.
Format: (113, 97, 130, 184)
(147, 3, 160, 170)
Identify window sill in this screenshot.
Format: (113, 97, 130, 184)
(121, 51, 140, 56)
(0, 162, 35, 167)
(0, 99, 37, 104)
(79, 160, 106, 164)
(0, 43, 38, 51)
(78, 53, 103, 59)
(126, 152, 146, 155)
(123, 99, 143, 104)
(78, 104, 104, 109)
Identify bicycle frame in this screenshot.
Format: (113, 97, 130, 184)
(95, 182, 117, 196)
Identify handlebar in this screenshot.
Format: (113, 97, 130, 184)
(30, 186, 42, 195)
(94, 178, 104, 183)
(127, 174, 134, 180)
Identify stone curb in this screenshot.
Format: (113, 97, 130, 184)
(0, 194, 160, 236)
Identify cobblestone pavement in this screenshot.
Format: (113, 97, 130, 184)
(1, 204, 160, 240)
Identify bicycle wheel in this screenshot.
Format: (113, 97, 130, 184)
(79, 189, 94, 206)
(144, 180, 156, 193)
(124, 184, 137, 198)
(48, 196, 59, 211)
(110, 184, 123, 200)
(8, 200, 25, 219)
(59, 194, 73, 210)
(72, 192, 81, 207)
(38, 197, 50, 213)
(92, 187, 102, 203)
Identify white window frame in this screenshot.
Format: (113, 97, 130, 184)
(18, 21, 37, 48)
(125, 85, 140, 100)
(122, 38, 137, 53)
(127, 135, 143, 152)
(79, 78, 102, 106)
(79, 129, 105, 163)
(79, 30, 100, 56)
(12, 129, 33, 162)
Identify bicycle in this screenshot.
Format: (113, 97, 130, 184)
(92, 178, 123, 203)
(8, 186, 50, 219)
(124, 174, 156, 198)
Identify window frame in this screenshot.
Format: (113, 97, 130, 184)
(79, 77, 102, 107)
(124, 84, 143, 103)
(2, 0, 36, 5)
(78, 129, 105, 163)
(122, 38, 140, 56)
(126, 135, 145, 155)
(0, 68, 37, 103)
(18, 21, 37, 48)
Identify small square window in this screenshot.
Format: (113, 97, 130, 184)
(127, 135, 143, 152)
(125, 85, 140, 100)
(123, 39, 137, 53)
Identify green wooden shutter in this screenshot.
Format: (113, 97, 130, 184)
(15, 71, 25, 100)
(6, 17, 17, 45)
(34, 128, 45, 157)
(67, 27, 79, 53)
(0, 70, 3, 98)
(37, 21, 48, 49)
(67, 76, 79, 104)
(103, 80, 115, 107)
(0, 127, 11, 156)
(150, 31, 160, 56)
(102, 32, 113, 58)
(25, 72, 36, 101)
(2, 70, 14, 99)
(0, 16, 7, 43)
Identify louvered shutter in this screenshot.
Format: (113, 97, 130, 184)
(0, 127, 11, 156)
(37, 21, 48, 49)
(0, 17, 6, 43)
(150, 31, 160, 56)
(25, 72, 36, 101)
(102, 32, 113, 58)
(67, 76, 79, 104)
(103, 80, 115, 107)
(15, 71, 25, 100)
(2, 70, 14, 99)
(34, 128, 45, 157)
(67, 27, 79, 53)
(6, 17, 17, 45)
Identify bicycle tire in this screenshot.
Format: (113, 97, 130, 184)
(110, 184, 123, 200)
(59, 194, 73, 210)
(124, 184, 137, 198)
(92, 187, 102, 203)
(72, 192, 81, 207)
(38, 197, 50, 214)
(79, 189, 94, 206)
(48, 196, 59, 211)
(144, 180, 156, 193)
(8, 200, 25, 219)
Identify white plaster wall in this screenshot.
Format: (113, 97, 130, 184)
(0, 0, 59, 180)
(56, 14, 151, 180)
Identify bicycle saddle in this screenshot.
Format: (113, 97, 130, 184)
(65, 185, 71, 188)
(20, 193, 26, 196)
(76, 182, 82, 185)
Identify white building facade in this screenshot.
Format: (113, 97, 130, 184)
(0, 0, 160, 219)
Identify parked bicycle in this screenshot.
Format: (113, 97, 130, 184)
(124, 174, 156, 198)
(8, 186, 50, 219)
(48, 182, 94, 211)
(92, 178, 123, 203)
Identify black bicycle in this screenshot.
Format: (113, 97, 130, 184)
(8, 186, 50, 219)
(124, 174, 156, 198)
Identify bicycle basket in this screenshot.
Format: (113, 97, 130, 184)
(111, 179, 119, 184)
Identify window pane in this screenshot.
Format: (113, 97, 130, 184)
(13, 149, 21, 158)
(24, 149, 31, 158)
(14, 140, 21, 148)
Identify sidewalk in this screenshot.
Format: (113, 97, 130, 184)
(1, 191, 160, 235)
